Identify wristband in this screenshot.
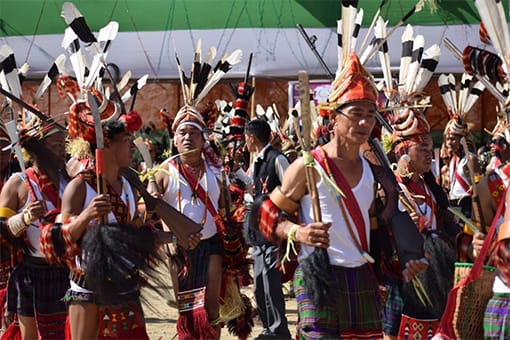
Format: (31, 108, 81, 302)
(8, 213, 28, 237)
(23, 207, 34, 226)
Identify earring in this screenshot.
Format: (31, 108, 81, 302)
(396, 154, 413, 179)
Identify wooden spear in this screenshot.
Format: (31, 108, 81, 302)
(297, 70, 332, 308)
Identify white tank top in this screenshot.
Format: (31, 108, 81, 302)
(81, 176, 137, 224)
(71, 176, 137, 294)
(162, 159, 220, 240)
(299, 156, 374, 267)
(17, 173, 67, 257)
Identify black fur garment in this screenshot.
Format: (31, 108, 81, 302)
(81, 223, 164, 306)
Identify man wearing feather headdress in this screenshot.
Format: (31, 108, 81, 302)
(38, 77, 164, 339)
(250, 50, 427, 339)
(152, 105, 253, 340)
(384, 106, 460, 340)
(151, 41, 253, 340)
(438, 73, 483, 220)
(0, 117, 70, 339)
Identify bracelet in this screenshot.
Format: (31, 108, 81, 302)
(7, 213, 28, 237)
(288, 224, 300, 242)
(22, 207, 34, 226)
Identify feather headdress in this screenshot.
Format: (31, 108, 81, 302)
(172, 40, 242, 132)
(59, 2, 142, 146)
(438, 73, 485, 137)
(328, 1, 379, 109)
(373, 21, 440, 152)
(462, 0, 510, 111)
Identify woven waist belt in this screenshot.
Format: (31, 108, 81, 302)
(70, 269, 88, 290)
(177, 287, 205, 313)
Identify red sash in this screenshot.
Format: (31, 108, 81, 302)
(487, 163, 510, 205)
(312, 148, 369, 252)
(170, 159, 222, 230)
(451, 157, 470, 193)
(25, 168, 60, 209)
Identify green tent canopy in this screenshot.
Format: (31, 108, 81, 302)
(0, 0, 506, 79)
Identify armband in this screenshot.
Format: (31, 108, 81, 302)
(269, 187, 299, 215)
(498, 221, 510, 242)
(0, 207, 16, 219)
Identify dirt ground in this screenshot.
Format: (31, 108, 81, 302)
(142, 264, 298, 340)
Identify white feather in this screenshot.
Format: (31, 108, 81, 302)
(463, 81, 485, 113)
(61, 2, 82, 25)
(0, 45, 22, 99)
(62, 28, 86, 88)
(413, 43, 440, 92)
(341, 2, 357, 61)
(337, 19, 344, 71)
(375, 17, 392, 92)
(399, 25, 414, 87)
(98, 21, 119, 52)
(447, 73, 457, 112)
(474, 0, 510, 74)
(256, 104, 265, 118)
(117, 70, 132, 92)
(458, 73, 472, 114)
(404, 34, 424, 95)
(438, 74, 454, 113)
(351, 9, 364, 51)
(34, 55, 64, 102)
(18, 63, 29, 77)
(195, 49, 243, 104)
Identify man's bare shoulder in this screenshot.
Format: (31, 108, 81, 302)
(280, 157, 307, 201)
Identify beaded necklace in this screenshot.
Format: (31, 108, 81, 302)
(106, 176, 131, 223)
(318, 147, 374, 263)
(177, 160, 208, 226)
(400, 177, 436, 232)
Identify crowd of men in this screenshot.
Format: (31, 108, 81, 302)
(1, 1, 510, 340)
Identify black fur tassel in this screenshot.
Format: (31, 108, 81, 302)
(301, 248, 334, 309)
(402, 233, 455, 318)
(226, 294, 254, 340)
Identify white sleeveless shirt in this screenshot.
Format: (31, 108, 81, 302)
(299, 156, 374, 267)
(70, 176, 137, 294)
(162, 159, 220, 240)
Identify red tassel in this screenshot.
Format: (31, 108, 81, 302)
(176, 308, 218, 340)
(0, 288, 5, 328)
(1, 320, 21, 340)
